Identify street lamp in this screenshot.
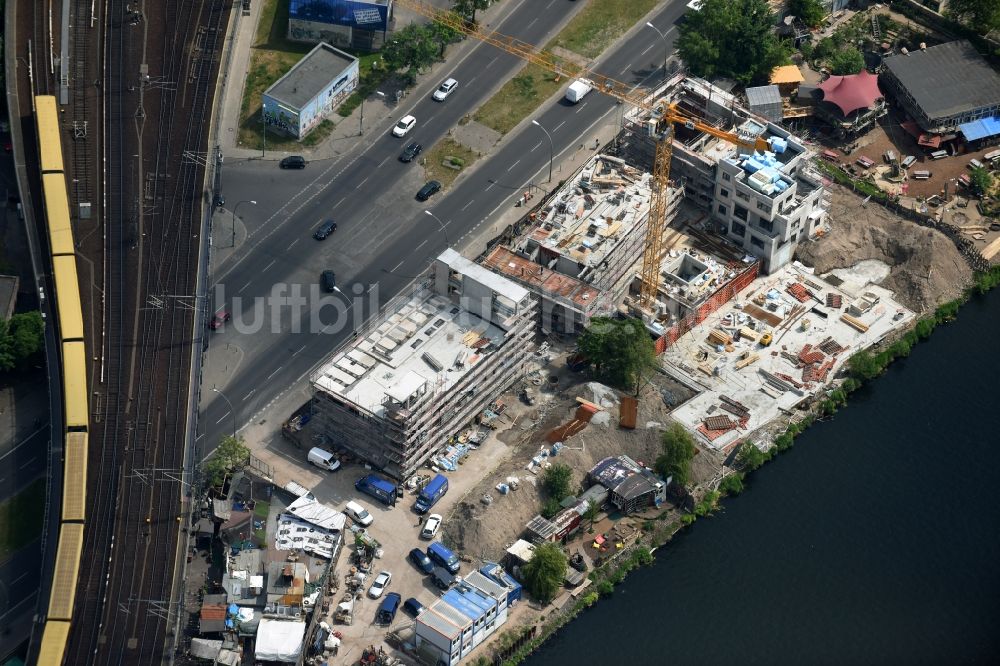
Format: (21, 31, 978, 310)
(424, 210, 450, 248)
(232, 200, 256, 249)
(645, 22, 668, 80)
(211, 387, 237, 439)
(361, 91, 386, 136)
(531, 119, 554, 183)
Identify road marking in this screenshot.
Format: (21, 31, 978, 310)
(530, 141, 542, 152)
(19, 457, 36, 470)
(215, 412, 230, 425)
(263, 259, 276, 271)
(335, 196, 346, 207)
(484, 181, 494, 191)
(575, 101, 589, 114)
(507, 159, 521, 172)
(554, 120, 566, 132)
(266, 367, 283, 381)
(461, 199, 475, 211)
(358, 176, 370, 187)
(620, 63, 632, 75)
(392, 259, 405, 272)
(377, 156, 389, 167)
(286, 239, 299, 250)
(485, 56, 497, 69)
(0, 425, 47, 464)
(13, 572, 28, 584)
(293, 344, 306, 356)
(527, 17, 537, 27)
(415, 239, 428, 251)
(641, 43, 654, 56)
(242, 389, 255, 400)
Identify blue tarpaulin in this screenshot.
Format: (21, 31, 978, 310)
(959, 117, 1000, 142)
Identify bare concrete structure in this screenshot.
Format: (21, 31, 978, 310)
(310, 250, 536, 479)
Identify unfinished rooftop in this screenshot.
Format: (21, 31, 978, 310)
(311, 286, 509, 416)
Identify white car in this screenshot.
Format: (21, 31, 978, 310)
(392, 115, 416, 137)
(368, 570, 392, 598)
(345, 500, 374, 527)
(421, 514, 442, 539)
(432, 78, 458, 102)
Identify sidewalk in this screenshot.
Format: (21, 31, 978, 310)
(215, 0, 525, 165)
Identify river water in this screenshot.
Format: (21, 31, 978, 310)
(527, 294, 1000, 665)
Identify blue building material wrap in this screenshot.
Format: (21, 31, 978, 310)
(959, 117, 1000, 142)
(290, 0, 391, 30)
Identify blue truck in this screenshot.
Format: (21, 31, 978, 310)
(414, 474, 449, 513)
(355, 474, 397, 506)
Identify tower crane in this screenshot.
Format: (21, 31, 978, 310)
(395, 0, 771, 307)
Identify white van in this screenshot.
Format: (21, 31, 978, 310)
(307, 447, 341, 472)
(345, 500, 374, 527)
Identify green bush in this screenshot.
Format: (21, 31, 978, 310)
(719, 473, 745, 496)
(632, 547, 654, 566)
(595, 580, 614, 597)
(541, 497, 562, 519)
(680, 513, 697, 526)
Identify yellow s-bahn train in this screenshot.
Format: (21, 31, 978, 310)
(33, 95, 90, 666)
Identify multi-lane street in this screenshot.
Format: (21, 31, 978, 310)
(200, 0, 689, 449)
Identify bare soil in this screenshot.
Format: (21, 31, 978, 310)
(795, 184, 973, 313)
(441, 361, 718, 562)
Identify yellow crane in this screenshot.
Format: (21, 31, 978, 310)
(395, 0, 771, 307)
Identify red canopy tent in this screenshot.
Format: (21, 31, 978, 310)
(818, 70, 883, 116)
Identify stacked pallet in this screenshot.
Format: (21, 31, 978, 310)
(708, 329, 732, 346)
(840, 313, 869, 332)
(787, 282, 812, 302)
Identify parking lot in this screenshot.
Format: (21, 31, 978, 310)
(277, 427, 519, 662)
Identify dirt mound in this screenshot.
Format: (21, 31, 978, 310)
(795, 185, 972, 313)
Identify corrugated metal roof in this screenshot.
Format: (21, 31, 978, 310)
(884, 41, 1000, 120)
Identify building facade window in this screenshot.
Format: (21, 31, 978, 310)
(756, 200, 770, 212)
(731, 221, 747, 238)
(718, 204, 728, 217)
(757, 217, 774, 233)
(723, 172, 731, 181)
(720, 188, 730, 199)
(734, 204, 749, 221)
(750, 235, 765, 249)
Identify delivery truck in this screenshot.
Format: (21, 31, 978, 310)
(565, 78, 594, 104)
(355, 474, 397, 506)
(414, 474, 449, 514)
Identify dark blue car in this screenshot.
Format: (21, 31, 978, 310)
(408, 547, 434, 574)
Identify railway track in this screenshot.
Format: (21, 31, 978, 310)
(65, 0, 229, 663)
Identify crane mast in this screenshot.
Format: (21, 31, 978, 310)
(395, 0, 771, 308)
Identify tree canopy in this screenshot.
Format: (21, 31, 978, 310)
(577, 317, 656, 393)
(969, 167, 993, 199)
(453, 0, 492, 22)
(521, 542, 566, 604)
(829, 48, 865, 75)
(542, 462, 573, 501)
(677, 0, 790, 85)
(0, 312, 45, 372)
(788, 0, 826, 28)
(946, 0, 1000, 35)
(654, 422, 697, 488)
(202, 436, 250, 489)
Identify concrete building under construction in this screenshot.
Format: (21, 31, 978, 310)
(616, 75, 828, 273)
(310, 249, 536, 479)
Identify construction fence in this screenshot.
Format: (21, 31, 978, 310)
(655, 261, 760, 354)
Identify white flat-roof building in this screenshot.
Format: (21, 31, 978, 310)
(311, 250, 536, 479)
(414, 577, 508, 665)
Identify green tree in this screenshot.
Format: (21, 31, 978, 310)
(946, 0, 1000, 34)
(788, 0, 826, 28)
(847, 350, 881, 382)
(202, 436, 250, 488)
(812, 36, 835, 62)
(453, 0, 491, 22)
(969, 167, 993, 199)
(736, 441, 766, 471)
(829, 48, 865, 75)
(0, 312, 45, 372)
(542, 462, 573, 500)
(577, 317, 656, 394)
(677, 0, 790, 84)
(521, 542, 566, 604)
(654, 422, 697, 487)
(719, 472, 745, 495)
(583, 498, 600, 532)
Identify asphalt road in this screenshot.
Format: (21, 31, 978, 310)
(199, 0, 689, 450)
(0, 539, 42, 659)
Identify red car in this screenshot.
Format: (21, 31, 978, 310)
(209, 310, 231, 330)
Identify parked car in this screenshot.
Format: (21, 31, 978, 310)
(377, 593, 401, 624)
(209, 310, 231, 330)
(368, 571, 392, 598)
(432, 78, 458, 101)
(345, 500, 374, 527)
(321, 270, 336, 293)
(416, 180, 441, 202)
(399, 142, 423, 163)
(420, 514, 442, 539)
(280, 155, 306, 169)
(313, 219, 337, 240)
(427, 542, 460, 575)
(307, 447, 341, 472)
(392, 115, 416, 137)
(430, 566, 456, 591)
(403, 597, 425, 617)
(408, 548, 434, 574)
